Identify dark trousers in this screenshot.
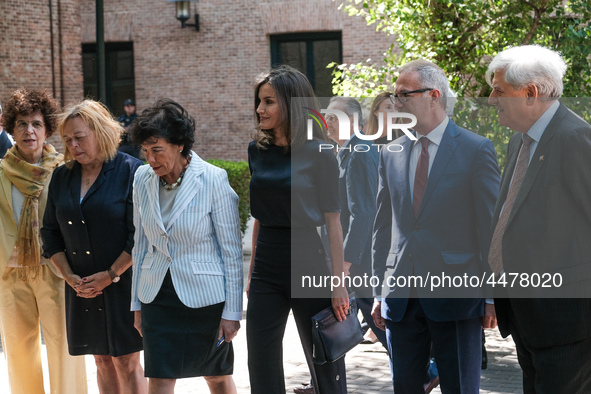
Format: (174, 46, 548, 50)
(385, 298, 482, 394)
(508, 302, 591, 394)
(247, 226, 347, 394)
(357, 297, 388, 349)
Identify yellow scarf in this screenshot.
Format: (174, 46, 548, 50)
(0, 144, 63, 281)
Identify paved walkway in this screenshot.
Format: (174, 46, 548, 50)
(0, 305, 523, 394)
(0, 220, 524, 392)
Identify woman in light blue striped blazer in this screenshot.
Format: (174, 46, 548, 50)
(129, 99, 243, 394)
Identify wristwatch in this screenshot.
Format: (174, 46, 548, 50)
(107, 267, 120, 283)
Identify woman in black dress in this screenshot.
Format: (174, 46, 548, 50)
(42, 100, 146, 394)
(246, 65, 349, 393)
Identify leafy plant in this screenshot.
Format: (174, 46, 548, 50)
(333, 0, 591, 98)
(207, 159, 251, 234)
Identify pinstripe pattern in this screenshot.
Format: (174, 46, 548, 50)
(131, 151, 243, 321)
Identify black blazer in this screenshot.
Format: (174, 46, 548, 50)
(494, 103, 591, 347)
(338, 136, 379, 268)
(42, 152, 142, 276)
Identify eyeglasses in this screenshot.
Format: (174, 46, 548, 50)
(390, 88, 434, 104)
(325, 114, 339, 122)
(15, 120, 45, 132)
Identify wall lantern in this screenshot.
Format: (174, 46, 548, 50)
(168, 0, 199, 31)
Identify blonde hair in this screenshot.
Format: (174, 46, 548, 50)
(366, 92, 393, 137)
(57, 100, 122, 168)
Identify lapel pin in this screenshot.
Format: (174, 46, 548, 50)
(539, 155, 544, 162)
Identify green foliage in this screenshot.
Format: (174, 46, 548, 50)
(332, 0, 591, 167)
(451, 99, 513, 169)
(207, 159, 251, 234)
(335, 0, 591, 98)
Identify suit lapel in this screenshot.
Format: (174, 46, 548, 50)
(506, 104, 565, 226)
(416, 121, 459, 218)
(82, 158, 113, 203)
(165, 152, 204, 231)
(337, 139, 353, 166)
(146, 167, 166, 233)
(66, 163, 88, 222)
(492, 135, 519, 228)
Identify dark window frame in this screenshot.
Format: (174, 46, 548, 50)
(82, 42, 135, 116)
(270, 32, 342, 95)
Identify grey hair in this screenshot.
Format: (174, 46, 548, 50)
(399, 59, 449, 110)
(328, 96, 364, 127)
(486, 45, 566, 99)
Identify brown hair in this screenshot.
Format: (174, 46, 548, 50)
(2, 88, 59, 137)
(253, 65, 327, 151)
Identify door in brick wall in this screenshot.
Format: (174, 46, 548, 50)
(82, 42, 135, 117)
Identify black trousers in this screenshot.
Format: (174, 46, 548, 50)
(247, 226, 347, 394)
(507, 300, 591, 394)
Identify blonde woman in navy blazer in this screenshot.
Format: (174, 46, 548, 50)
(129, 99, 243, 394)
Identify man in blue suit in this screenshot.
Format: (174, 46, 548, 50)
(371, 59, 500, 393)
(0, 102, 13, 158)
(326, 96, 388, 349)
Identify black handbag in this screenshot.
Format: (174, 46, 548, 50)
(311, 296, 363, 364)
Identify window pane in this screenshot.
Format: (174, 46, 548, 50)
(279, 41, 307, 74)
(313, 40, 340, 97)
(82, 52, 98, 100)
(112, 50, 134, 80)
(82, 43, 135, 114)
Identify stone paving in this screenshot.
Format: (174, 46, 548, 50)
(0, 310, 523, 393)
(0, 220, 524, 393)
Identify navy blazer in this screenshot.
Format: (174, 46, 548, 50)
(42, 152, 142, 276)
(0, 131, 12, 159)
(338, 136, 379, 274)
(372, 119, 501, 322)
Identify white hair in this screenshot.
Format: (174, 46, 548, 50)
(486, 45, 566, 98)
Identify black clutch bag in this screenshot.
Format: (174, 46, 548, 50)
(311, 296, 363, 365)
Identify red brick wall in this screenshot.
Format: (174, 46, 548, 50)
(0, 0, 82, 152)
(2, 0, 396, 160)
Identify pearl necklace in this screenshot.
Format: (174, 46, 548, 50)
(160, 154, 191, 191)
(160, 170, 186, 191)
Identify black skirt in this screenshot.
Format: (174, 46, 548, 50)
(141, 270, 234, 379)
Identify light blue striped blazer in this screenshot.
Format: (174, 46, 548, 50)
(131, 151, 243, 321)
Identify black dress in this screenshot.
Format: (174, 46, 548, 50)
(42, 152, 143, 356)
(246, 140, 347, 394)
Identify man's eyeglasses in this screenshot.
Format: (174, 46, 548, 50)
(390, 88, 434, 104)
(15, 120, 45, 132)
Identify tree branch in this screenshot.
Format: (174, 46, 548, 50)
(520, 0, 550, 45)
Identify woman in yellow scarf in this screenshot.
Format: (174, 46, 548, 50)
(0, 88, 87, 394)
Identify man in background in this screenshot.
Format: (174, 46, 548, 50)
(0, 102, 13, 158)
(117, 98, 141, 159)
